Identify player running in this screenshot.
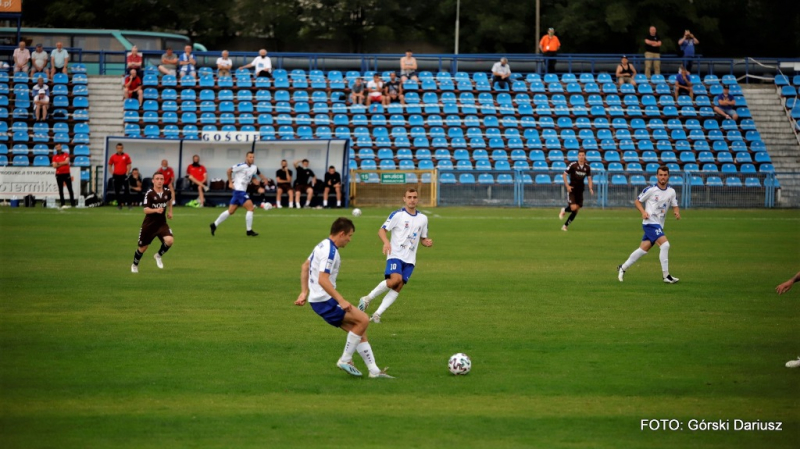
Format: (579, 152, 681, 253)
(617, 165, 681, 284)
(210, 151, 271, 237)
(559, 149, 593, 231)
(131, 172, 173, 273)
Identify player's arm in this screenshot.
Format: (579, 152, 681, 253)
(587, 175, 594, 194)
(295, 259, 310, 306)
(259, 172, 271, 185)
(378, 226, 392, 255)
(776, 271, 800, 295)
(166, 191, 173, 219)
(227, 167, 234, 189)
(634, 198, 649, 219)
(318, 271, 351, 311)
(562, 172, 572, 192)
(126, 162, 132, 176)
(672, 205, 681, 220)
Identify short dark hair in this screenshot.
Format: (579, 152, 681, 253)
(405, 188, 418, 195)
(246, 151, 254, 156)
(302, 158, 309, 163)
(330, 217, 355, 235)
(657, 165, 669, 174)
(153, 172, 164, 178)
(578, 149, 586, 154)
(328, 165, 336, 169)
(116, 143, 123, 147)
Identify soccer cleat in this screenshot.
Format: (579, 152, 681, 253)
(370, 313, 381, 323)
(246, 230, 259, 237)
(209, 222, 216, 236)
(369, 367, 395, 379)
(131, 264, 138, 273)
(663, 274, 680, 284)
(154, 253, 163, 269)
(561, 225, 568, 232)
(558, 208, 566, 220)
(786, 357, 800, 368)
(337, 359, 363, 377)
(617, 265, 625, 282)
(358, 296, 371, 312)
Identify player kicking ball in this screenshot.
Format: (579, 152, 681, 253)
(131, 172, 173, 273)
(617, 165, 681, 284)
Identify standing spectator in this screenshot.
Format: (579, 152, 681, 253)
(13, 40, 30, 74)
(128, 168, 144, 205)
(539, 27, 561, 74)
(713, 85, 739, 121)
(158, 47, 178, 76)
(349, 77, 365, 105)
(615, 55, 637, 86)
(31, 76, 49, 97)
(491, 57, 511, 90)
(178, 45, 196, 79)
(678, 30, 699, 72)
(126, 46, 143, 73)
(216, 50, 233, 78)
(156, 159, 176, 204)
(399, 50, 419, 82)
(108, 143, 132, 209)
(240, 49, 272, 78)
(33, 90, 49, 121)
(643, 26, 661, 78)
(674, 65, 693, 101)
(383, 72, 405, 106)
(275, 159, 294, 208)
(366, 73, 384, 109)
(30, 43, 49, 76)
(322, 165, 342, 208)
(186, 155, 208, 207)
(52, 144, 75, 208)
(293, 159, 316, 209)
(123, 68, 143, 108)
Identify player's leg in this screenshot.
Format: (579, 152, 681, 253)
(337, 306, 370, 376)
(334, 184, 342, 207)
(656, 235, 678, 283)
(304, 186, 313, 208)
(373, 265, 412, 322)
(359, 260, 404, 313)
(243, 199, 257, 235)
(618, 238, 653, 281)
(323, 187, 330, 207)
(132, 227, 152, 272)
(64, 176, 75, 207)
(57, 175, 67, 207)
(293, 188, 301, 208)
(564, 203, 580, 229)
(153, 229, 174, 269)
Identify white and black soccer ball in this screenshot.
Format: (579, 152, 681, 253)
(260, 202, 273, 210)
(448, 353, 471, 375)
(352, 208, 362, 217)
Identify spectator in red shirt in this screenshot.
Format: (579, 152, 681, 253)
(123, 68, 143, 108)
(186, 154, 208, 207)
(109, 143, 132, 209)
(126, 46, 143, 73)
(52, 143, 75, 208)
(157, 159, 176, 205)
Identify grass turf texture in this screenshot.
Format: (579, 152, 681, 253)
(0, 206, 798, 448)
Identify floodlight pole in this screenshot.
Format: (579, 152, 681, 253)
(454, 0, 461, 71)
(535, 0, 541, 54)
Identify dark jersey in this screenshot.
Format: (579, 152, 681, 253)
(276, 168, 292, 183)
(324, 171, 341, 187)
(295, 166, 315, 186)
(565, 162, 591, 192)
(142, 187, 172, 226)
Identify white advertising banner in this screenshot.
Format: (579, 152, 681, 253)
(0, 167, 81, 198)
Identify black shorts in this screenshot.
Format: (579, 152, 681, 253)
(277, 182, 292, 191)
(568, 190, 584, 207)
(138, 221, 172, 247)
(294, 183, 312, 193)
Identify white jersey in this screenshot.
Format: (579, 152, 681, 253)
(382, 208, 429, 265)
(231, 162, 259, 191)
(306, 238, 341, 303)
(638, 184, 678, 227)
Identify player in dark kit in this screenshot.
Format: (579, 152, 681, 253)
(559, 149, 594, 231)
(131, 172, 174, 273)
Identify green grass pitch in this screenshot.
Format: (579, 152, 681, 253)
(1, 206, 798, 448)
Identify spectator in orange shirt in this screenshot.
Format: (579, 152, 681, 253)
(126, 46, 143, 73)
(123, 68, 143, 108)
(52, 143, 75, 208)
(108, 143, 133, 209)
(539, 28, 561, 74)
(186, 154, 209, 207)
(157, 159, 176, 204)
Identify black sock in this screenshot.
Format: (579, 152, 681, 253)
(133, 250, 144, 266)
(158, 243, 171, 256)
(565, 210, 578, 226)
(564, 206, 571, 213)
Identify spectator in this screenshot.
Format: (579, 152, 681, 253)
(12, 40, 30, 74)
(491, 57, 511, 90)
(383, 72, 405, 106)
(123, 68, 144, 108)
(275, 159, 294, 208)
(178, 45, 196, 79)
(366, 73, 384, 109)
(186, 154, 208, 207)
(644, 26, 661, 78)
(128, 168, 144, 205)
(126, 45, 143, 73)
(678, 30, 699, 72)
(108, 143, 132, 210)
(616, 55, 637, 86)
(156, 159, 177, 204)
(30, 43, 49, 76)
(158, 47, 178, 76)
(400, 50, 419, 82)
(713, 85, 739, 121)
(539, 27, 561, 74)
(240, 49, 272, 78)
(674, 65, 693, 101)
(33, 90, 49, 121)
(350, 77, 365, 105)
(49, 41, 69, 78)
(31, 76, 49, 97)
(322, 166, 342, 208)
(52, 144, 75, 208)
(216, 50, 233, 78)
(293, 159, 316, 209)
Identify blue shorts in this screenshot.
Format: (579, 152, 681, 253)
(310, 298, 345, 327)
(229, 190, 250, 206)
(641, 224, 666, 245)
(384, 258, 415, 284)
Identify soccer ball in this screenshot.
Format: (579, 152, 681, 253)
(448, 353, 471, 375)
(259, 202, 273, 210)
(352, 208, 362, 217)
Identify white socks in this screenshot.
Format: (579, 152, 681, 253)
(245, 210, 253, 231)
(375, 290, 399, 316)
(368, 280, 390, 300)
(622, 248, 649, 271)
(659, 242, 670, 277)
(357, 341, 380, 375)
(214, 210, 230, 227)
(341, 331, 362, 363)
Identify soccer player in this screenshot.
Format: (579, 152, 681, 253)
(295, 218, 393, 378)
(131, 172, 173, 273)
(617, 165, 681, 284)
(210, 151, 271, 237)
(558, 149, 593, 231)
(358, 188, 433, 323)
(776, 271, 800, 368)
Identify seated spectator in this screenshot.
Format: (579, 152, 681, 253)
(240, 49, 272, 78)
(31, 76, 49, 97)
(293, 159, 316, 209)
(186, 154, 208, 207)
(216, 50, 233, 78)
(49, 41, 69, 78)
(123, 68, 144, 108)
(13, 40, 30, 74)
(366, 73, 384, 108)
(713, 85, 739, 121)
(158, 47, 178, 76)
(126, 46, 143, 73)
(128, 168, 144, 205)
(400, 50, 419, 83)
(349, 78, 365, 105)
(33, 90, 49, 121)
(674, 65, 693, 101)
(492, 57, 511, 90)
(275, 159, 293, 208)
(30, 43, 49, 76)
(383, 72, 405, 106)
(616, 55, 637, 86)
(178, 45, 197, 79)
(322, 166, 342, 208)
